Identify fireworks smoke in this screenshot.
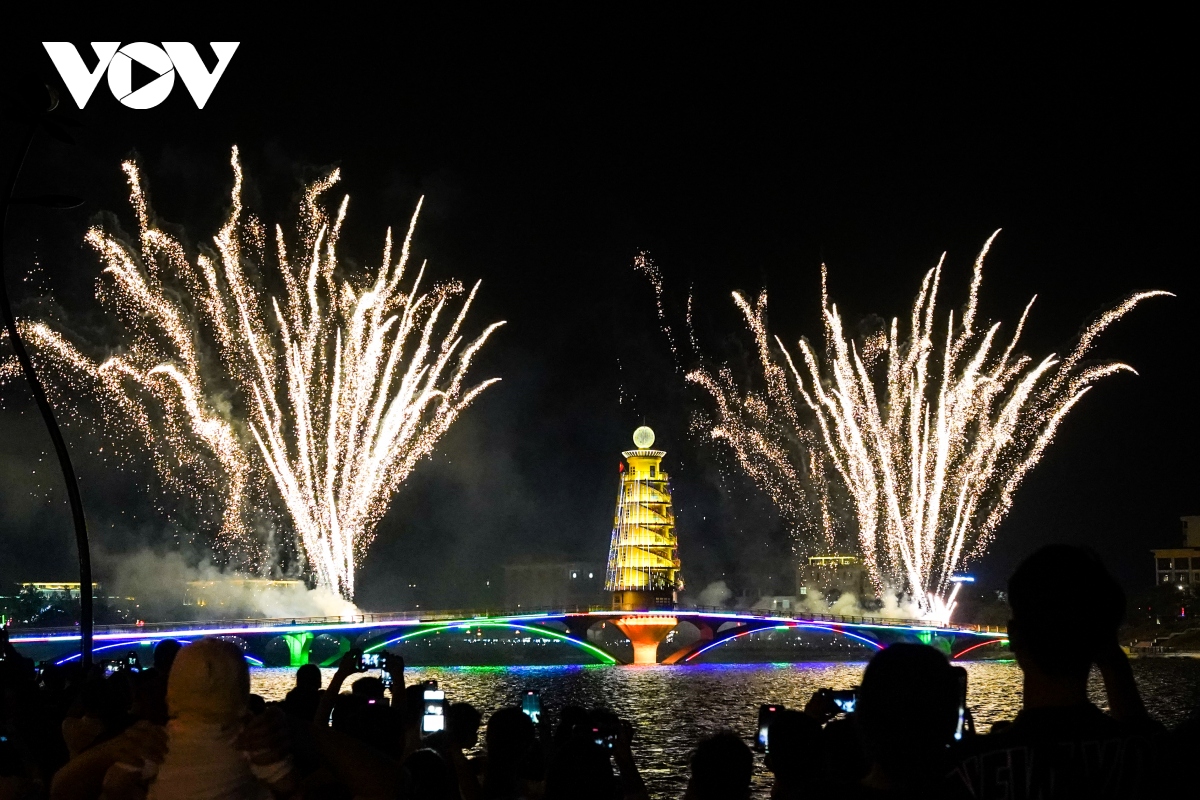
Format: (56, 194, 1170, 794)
(3, 148, 503, 599)
(687, 233, 1168, 616)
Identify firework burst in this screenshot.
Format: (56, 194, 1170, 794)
(687, 233, 1168, 615)
(3, 148, 503, 599)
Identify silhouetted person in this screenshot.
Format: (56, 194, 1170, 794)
(350, 675, 386, 702)
(946, 544, 1166, 798)
(854, 643, 959, 797)
(481, 707, 541, 799)
(544, 736, 618, 800)
(425, 702, 485, 799)
(282, 663, 322, 721)
(153, 639, 182, 674)
(683, 730, 753, 800)
(447, 702, 483, 751)
(766, 709, 827, 799)
(405, 747, 459, 800)
(401, 683, 427, 758)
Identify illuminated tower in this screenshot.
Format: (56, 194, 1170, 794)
(606, 425, 682, 663)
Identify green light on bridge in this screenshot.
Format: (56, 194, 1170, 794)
(364, 623, 618, 665)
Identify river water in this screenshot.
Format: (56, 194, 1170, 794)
(251, 658, 1200, 799)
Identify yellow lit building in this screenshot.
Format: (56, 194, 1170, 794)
(605, 426, 682, 611)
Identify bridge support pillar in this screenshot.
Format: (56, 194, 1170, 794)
(615, 616, 678, 665)
(283, 632, 313, 667)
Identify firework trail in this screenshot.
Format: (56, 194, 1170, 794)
(2, 148, 503, 599)
(686, 233, 1168, 617)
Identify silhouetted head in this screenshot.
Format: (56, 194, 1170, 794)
(153, 639, 182, 674)
(486, 706, 537, 762)
(685, 730, 753, 800)
(552, 704, 590, 749)
(544, 737, 618, 800)
(484, 707, 542, 792)
(351, 676, 386, 701)
(447, 702, 482, 749)
(404, 748, 457, 800)
(765, 709, 825, 787)
(856, 643, 958, 781)
(1008, 544, 1124, 679)
(166, 638, 250, 724)
(295, 663, 321, 691)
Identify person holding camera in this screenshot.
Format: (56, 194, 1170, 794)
(945, 545, 1167, 798)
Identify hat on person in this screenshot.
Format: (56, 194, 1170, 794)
(166, 638, 250, 724)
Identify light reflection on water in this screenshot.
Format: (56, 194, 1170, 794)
(251, 658, 1200, 799)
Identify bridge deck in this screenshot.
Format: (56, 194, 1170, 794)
(7, 605, 1007, 643)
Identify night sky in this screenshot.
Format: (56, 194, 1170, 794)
(1, 18, 1195, 611)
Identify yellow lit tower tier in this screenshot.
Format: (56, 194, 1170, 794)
(606, 426, 682, 664)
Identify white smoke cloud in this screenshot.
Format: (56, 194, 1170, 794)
(799, 587, 926, 621)
(99, 548, 358, 620)
(695, 579, 733, 608)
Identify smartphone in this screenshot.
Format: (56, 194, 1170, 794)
(590, 723, 618, 750)
(125, 651, 141, 673)
(830, 689, 857, 714)
(102, 660, 121, 677)
(756, 704, 782, 752)
(952, 666, 969, 741)
(422, 689, 446, 733)
(520, 689, 542, 724)
(361, 653, 384, 669)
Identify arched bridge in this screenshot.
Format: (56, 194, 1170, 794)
(7, 606, 1008, 667)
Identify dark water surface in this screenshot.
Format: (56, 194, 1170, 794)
(251, 658, 1200, 799)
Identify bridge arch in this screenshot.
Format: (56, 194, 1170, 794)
(683, 623, 884, 663)
(952, 638, 1009, 659)
(363, 622, 619, 665)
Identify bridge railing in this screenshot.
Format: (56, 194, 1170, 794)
(9, 603, 1006, 640)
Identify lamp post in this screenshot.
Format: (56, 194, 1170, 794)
(0, 85, 91, 666)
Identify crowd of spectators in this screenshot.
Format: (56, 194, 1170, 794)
(2, 544, 1197, 799)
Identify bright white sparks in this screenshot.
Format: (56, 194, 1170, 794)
(5, 148, 503, 599)
(688, 233, 1169, 614)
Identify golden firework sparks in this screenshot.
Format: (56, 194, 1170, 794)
(2, 148, 503, 599)
(687, 232, 1168, 615)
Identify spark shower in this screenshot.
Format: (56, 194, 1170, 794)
(7, 148, 503, 599)
(687, 234, 1167, 618)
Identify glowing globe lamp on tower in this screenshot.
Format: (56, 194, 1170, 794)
(606, 426, 682, 663)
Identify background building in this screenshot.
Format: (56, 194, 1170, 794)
(1152, 515, 1200, 589)
(503, 559, 605, 609)
(796, 554, 873, 600)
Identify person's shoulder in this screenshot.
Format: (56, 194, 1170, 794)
(944, 706, 1170, 798)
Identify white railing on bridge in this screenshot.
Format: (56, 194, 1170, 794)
(8, 604, 1006, 638)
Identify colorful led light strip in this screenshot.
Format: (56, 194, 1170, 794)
(53, 640, 158, 665)
(363, 622, 618, 665)
(684, 623, 884, 662)
(10, 611, 1004, 647)
(952, 639, 1009, 659)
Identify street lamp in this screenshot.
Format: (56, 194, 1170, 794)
(0, 84, 92, 666)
